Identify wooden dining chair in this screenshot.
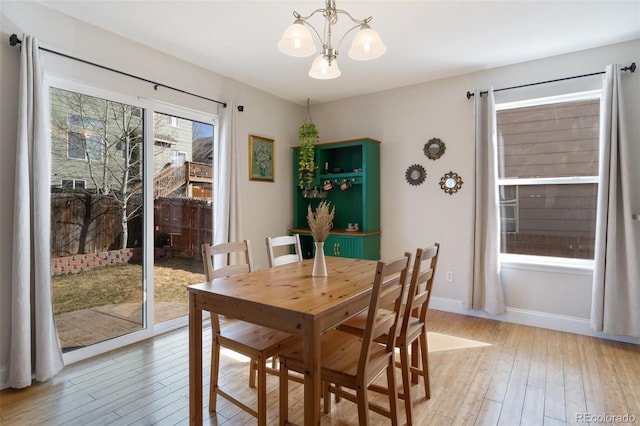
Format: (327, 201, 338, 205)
(338, 243, 440, 425)
(201, 241, 297, 426)
(277, 253, 411, 426)
(265, 234, 303, 267)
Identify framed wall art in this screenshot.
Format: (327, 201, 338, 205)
(249, 134, 274, 182)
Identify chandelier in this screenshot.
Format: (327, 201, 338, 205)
(278, 0, 386, 80)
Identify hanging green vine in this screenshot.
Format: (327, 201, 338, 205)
(298, 100, 319, 188)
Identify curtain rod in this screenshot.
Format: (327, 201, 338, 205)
(466, 62, 636, 100)
(9, 33, 227, 108)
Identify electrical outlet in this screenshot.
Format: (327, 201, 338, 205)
(446, 270, 454, 282)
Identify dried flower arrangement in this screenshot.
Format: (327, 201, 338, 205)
(306, 200, 335, 242)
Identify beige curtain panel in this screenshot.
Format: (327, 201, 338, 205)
(10, 35, 64, 388)
(467, 88, 506, 316)
(590, 64, 640, 337)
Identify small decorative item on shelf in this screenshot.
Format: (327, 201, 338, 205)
(346, 223, 359, 232)
(307, 200, 335, 277)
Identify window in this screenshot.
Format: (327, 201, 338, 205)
(66, 131, 103, 161)
(495, 91, 601, 261)
(65, 112, 104, 161)
(67, 114, 103, 130)
(86, 134, 103, 161)
(67, 131, 86, 159)
(164, 115, 179, 127)
(61, 179, 86, 189)
(172, 150, 187, 166)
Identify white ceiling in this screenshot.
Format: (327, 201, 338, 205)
(39, 0, 640, 105)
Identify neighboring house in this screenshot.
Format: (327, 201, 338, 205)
(50, 88, 211, 198)
(50, 87, 144, 192)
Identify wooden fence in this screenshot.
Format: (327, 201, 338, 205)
(51, 191, 212, 259)
(51, 192, 124, 257)
(154, 197, 212, 256)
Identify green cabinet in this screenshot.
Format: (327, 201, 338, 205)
(291, 138, 381, 260)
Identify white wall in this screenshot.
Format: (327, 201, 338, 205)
(310, 39, 640, 342)
(0, 1, 303, 386)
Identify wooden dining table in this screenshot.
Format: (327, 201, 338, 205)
(188, 256, 379, 425)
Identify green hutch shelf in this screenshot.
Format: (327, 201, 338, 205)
(290, 138, 381, 260)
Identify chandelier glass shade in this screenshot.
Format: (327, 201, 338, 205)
(309, 54, 341, 79)
(278, 0, 386, 79)
(277, 20, 316, 57)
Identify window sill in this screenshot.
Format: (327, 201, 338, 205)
(500, 254, 594, 275)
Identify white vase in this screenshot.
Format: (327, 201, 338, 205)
(312, 241, 328, 277)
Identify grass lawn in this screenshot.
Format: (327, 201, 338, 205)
(52, 256, 205, 315)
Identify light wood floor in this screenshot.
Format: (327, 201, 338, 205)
(1, 310, 638, 425)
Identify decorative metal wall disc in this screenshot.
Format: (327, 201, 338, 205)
(405, 164, 426, 186)
(439, 171, 463, 194)
(424, 138, 446, 160)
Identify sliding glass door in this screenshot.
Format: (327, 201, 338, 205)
(50, 86, 146, 352)
(152, 111, 212, 326)
(49, 79, 217, 359)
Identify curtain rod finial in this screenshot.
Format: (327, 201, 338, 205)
(9, 33, 20, 46)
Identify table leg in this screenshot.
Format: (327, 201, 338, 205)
(303, 319, 321, 425)
(189, 292, 203, 425)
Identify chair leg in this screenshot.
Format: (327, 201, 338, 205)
(420, 332, 431, 399)
(356, 385, 371, 426)
(411, 339, 419, 384)
(250, 359, 257, 388)
(279, 358, 289, 426)
(257, 356, 267, 426)
(209, 339, 221, 412)
(386, 358, 399, 426)
(323, 380, 331, 414)
(399, 343, 413, 425)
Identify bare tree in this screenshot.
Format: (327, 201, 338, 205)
(50, 88, 143, 252)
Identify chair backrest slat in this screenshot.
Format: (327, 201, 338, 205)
(266, 234, 303, 267)
(201, 240, 254, 281)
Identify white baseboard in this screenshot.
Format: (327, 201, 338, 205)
(429, 296, 640, 345)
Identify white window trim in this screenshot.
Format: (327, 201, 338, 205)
(500, 253, 594, 275)
(498, 176, 599, 186)
(495, 89, 602, 271)
(495, 89, 601, 111)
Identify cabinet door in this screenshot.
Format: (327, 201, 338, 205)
(324, 234, 361, 258)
